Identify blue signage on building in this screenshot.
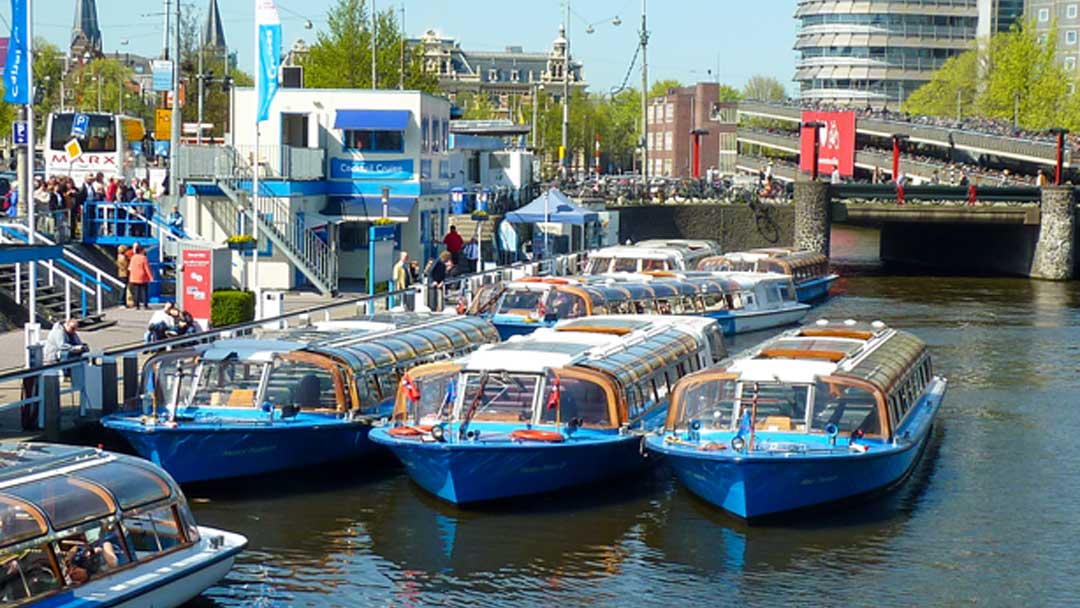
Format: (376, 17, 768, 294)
(330, 158, 413, 180)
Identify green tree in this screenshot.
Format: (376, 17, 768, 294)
(302, 0, 435, 92)
(649, 79, 682, 98)
(457, 91, 499, 119)
(716, 83, 742, 102)
(742, 75, 787, 102)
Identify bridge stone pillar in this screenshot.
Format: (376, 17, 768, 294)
(794, 180, 831, 256)
(1031, 186, 1075, 280)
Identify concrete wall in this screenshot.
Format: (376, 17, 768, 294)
(615, 203, 795, 251)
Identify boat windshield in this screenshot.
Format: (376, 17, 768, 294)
(674, 377, 738, 430)
(496, 288, 549, 315)
(458, 372, 539, 423)
(539, 375, 613, 427)
(736, 382, 811, 432)
(584, 257, 612, 274)
(810, 379, 881, 436)
(189, 360, 267, 407)
(411, 367, 460, 424)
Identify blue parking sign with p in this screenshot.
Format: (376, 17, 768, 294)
(71, 113, 89, 138)
(12, 121, 27, 145)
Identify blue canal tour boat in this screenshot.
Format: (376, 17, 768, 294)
(101, 314, 500, 484)
(369, 315, 728, 505)
(582, 242, 720, 275)
(645, 319, 946, 520)
(697, 248, 839, 303)
(0, 442, 246, 607)
(468, 272, 809, 339)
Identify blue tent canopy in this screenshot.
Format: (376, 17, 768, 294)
(505, 188, 598, 226)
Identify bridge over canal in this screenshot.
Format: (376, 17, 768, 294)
(794, 182, 1075, 279)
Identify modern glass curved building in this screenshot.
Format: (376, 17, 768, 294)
(793, 0, 1007, 107)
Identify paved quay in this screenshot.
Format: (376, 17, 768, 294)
(0, 289, 345, 441)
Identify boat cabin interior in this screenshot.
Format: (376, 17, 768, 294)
(664, 321, 932, 442)
(136, 316, 499, 419)
(0, 445, 199, 604)
(392, 317, 727, 434)
(698, 249, 831, 282)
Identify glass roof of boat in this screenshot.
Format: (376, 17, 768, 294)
(493, 341, 594, 356)
(0, 446, 179, 548)
(558, 317, 652, 331)
(582, 329, 701, 387)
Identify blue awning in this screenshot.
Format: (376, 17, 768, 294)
(323, 196, 417, 220)
(333, 109, 411, 131)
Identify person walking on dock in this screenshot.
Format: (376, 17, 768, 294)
(128, 244, 153, 310)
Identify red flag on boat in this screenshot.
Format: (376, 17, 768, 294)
(402, 372, 420, 402)
(547, 375, 561, 410)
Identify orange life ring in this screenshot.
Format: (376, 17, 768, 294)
(388, 425, 434, 437)
(510, 429, 565, 443)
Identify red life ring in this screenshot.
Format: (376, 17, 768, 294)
(388, 425, 433, 437)
(510, 429, 565, 443)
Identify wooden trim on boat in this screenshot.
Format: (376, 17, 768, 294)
(281, 352, 349, 411)
(555, 325, 632, 336)
(556, 366, 622, 428)
(757, 348, 847, 362)
(553, 285, 595, 316)
(798, 328, 875, 340)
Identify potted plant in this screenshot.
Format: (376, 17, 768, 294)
(470, 209, 490, 222)
(373, 217, 394, 226)
(225, 234, 257, 251)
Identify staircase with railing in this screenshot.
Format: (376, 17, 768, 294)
(177, 144, 338, 296)
(0, 221, 124, 329)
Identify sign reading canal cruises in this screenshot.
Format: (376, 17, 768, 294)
(799, 111, 855, 177)
(330, 158, 413, 180)
(181, 249, 212, 327)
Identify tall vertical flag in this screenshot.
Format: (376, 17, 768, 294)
(3, 0, 29, 104)
(255, 0, 282, 122)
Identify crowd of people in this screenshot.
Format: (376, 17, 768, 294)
(758, 98, 1076, 150)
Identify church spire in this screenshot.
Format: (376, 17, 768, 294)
(203, 0, 227, 50)
(71, 0, 102, 58)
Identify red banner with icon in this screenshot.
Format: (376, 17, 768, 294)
(181, 249, 212, 326)
(799, 111, 856, 177)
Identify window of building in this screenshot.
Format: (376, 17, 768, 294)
(510, 69, 520, 82)
(1038, 8, 1050, 22)
(343, 129, 404, 152)
(664, 158, 673, 175)
(664, 131, 673, 151)
(665, 103, 674, 123)
(1067, 56, 1077, 71)
(1069, 4, 1078, 19)
(488, 68, 499, 81)
(1038, 33, 1049, 44)
(1069, 30, 1078, 45)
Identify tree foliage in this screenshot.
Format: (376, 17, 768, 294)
(742, 75, 787, 102)
(905, 20, 1078, 131)
(716, 84, 742, 102)
(301, 0, 436, 93)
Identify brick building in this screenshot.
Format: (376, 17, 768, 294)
(646, 83, 737, 178)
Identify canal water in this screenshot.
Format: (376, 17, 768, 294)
(186, 226, 1080, 607)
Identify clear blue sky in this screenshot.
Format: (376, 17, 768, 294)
(11, 0, 796, 94)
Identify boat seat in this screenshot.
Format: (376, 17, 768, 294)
(757, 415, 792, 431)
(227, 389, 255, 406)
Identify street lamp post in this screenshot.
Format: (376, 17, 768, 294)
(532, 83, 544, 149)
(96, 76, 102, 112)
(640, 0, 649, 183)
(561, 1, 570, 180)
(1049, 127, 1068, 185)
(891, 133, 909, 183)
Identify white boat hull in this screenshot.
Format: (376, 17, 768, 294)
(729, 304, 810, 335)
(47, 527, 246, 608)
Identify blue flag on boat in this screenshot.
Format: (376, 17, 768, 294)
(254, 0, 281, 123)
(3, 0, 30, 105)
(442, 377, 456, 411)
(736, 409, 752, 437)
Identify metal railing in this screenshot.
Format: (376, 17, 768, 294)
(250, 193, 338, 291)
(0, 249, 591, 439)
(177, 144, 325, 182)
(0, 221, 121, 318)
(737, 101, 1067, 165)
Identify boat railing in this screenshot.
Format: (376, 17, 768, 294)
(0, 249, 593, 440)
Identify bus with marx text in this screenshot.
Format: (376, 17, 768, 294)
(44, 112, 146, 181)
